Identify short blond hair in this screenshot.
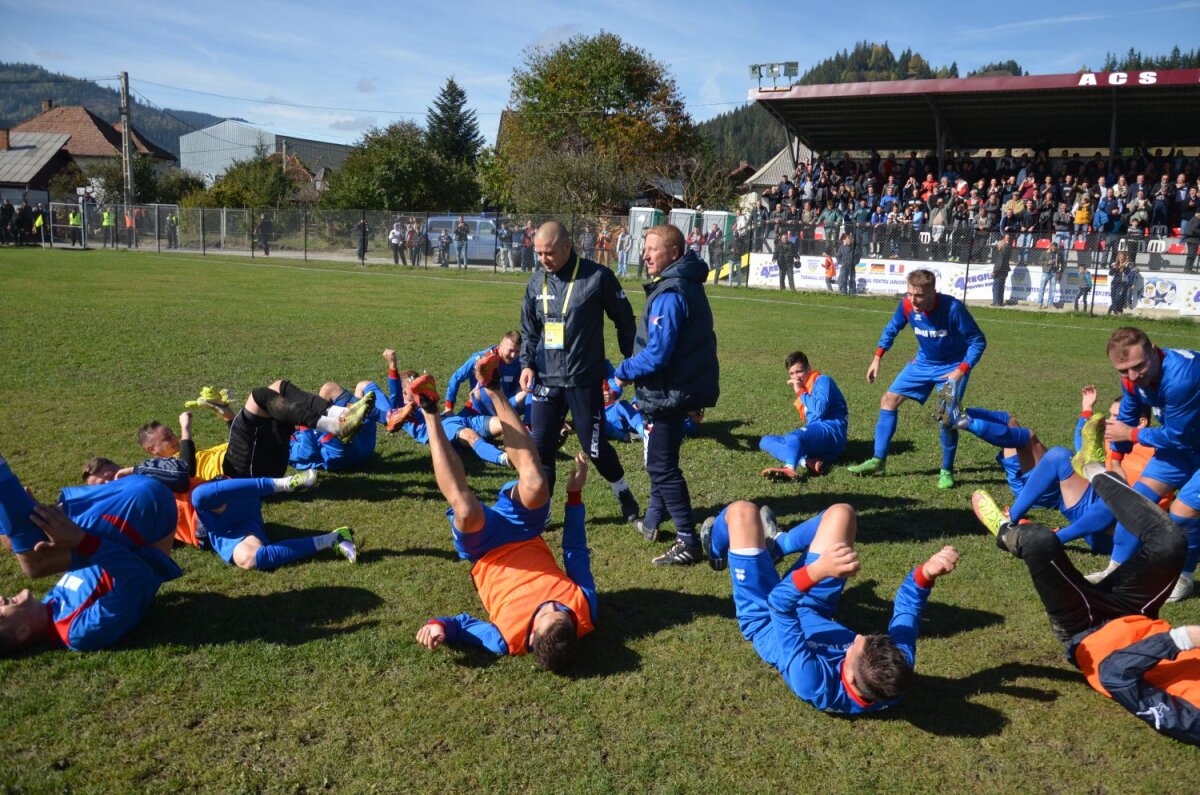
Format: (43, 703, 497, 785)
(645, 224, 685, 259)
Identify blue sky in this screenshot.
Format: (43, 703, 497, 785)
(4, 0, 1199, 147)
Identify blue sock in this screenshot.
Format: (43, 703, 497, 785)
(708, 508, 730, 558)
(1057, 496, 1116, 544)
(1171, 512, 1200, 575)
(965, 407, 1010, 425)
(470, 439, 506, 466)
(1110, 480, 1163, 564)
(940, 426, 959, 471)
(1010, 446, 1074, 522)
(874, 409, 898, 460)
(966, 418, 1031, 450)
(760, 434, 802, 469)
(254, 536, 321, 571)
(776, 511, 825, 556)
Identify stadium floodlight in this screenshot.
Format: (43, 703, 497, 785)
(750, 61, 798, 90)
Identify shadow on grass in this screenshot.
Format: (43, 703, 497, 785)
(841, 438, 914, 463)
(692, 419, 757, 452)
(391, 546, 460, 562)
(129, 586, 383, 648)
(877, 662, 1078, 737)
(836, 579, 1003, 639)
(856, 506, 981, 543)
(566, 587, 732, 679)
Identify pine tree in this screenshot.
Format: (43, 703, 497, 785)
(425, 77, 485, 168)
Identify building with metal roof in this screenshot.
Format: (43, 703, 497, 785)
(180, 120, 351, 185)
(13, 100, 174, 171)
(0, 130, 72, 205)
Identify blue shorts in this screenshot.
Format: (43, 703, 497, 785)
(450, 480, 551, 562)
(1139, 448, 1200, 493)
(1060, 484, 1103, 525)
(193, 486, 268, 566)
(58, 476, 177, 549)
(1177, 467, 1200, 512)
(887, 359, 970, 405)
(729, 550, 844, 672)
(452, 411, 495, 438)
(998, 452, 1058, 509)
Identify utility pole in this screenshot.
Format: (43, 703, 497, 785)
(281, 140, 287, 174)
(119, 72, 135, 207)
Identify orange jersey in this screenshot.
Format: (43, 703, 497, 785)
(172, 478, 204, 547)
(1108, 444, 1175, 510)
(471, 537, 594, 655)
(1075, 616, 1200, 705)
(791, 370, 824, 425)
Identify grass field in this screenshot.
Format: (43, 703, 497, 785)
(1, 248, 1196, 793)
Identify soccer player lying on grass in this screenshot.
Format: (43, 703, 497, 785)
(289, 351, 402, 472)
(971, 392, 1160, 558)
(759, 350, 848, 482)
(985, 465, 1200, 745)
(847, 268, 986, 489)
(385, 368, 512, 468)
(142, 379, 374, 480)
(0, 457, 181, 652)
(441, 331, 523, 415)
(600, 378, 702, 443)
(81, 444, 355, 571)
(697, 499, 958, 714)
(82, 454, 206, 549)
(413, 355, 595, 673)
(1099, 327, 1200, 603)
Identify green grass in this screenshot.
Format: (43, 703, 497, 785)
(1, 248, 1197, 793)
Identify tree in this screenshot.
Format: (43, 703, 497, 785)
(321, 121, 477, 211)
(499, 31, 699, 212)
(156, 168, 206, 204)
(203, 146, 297, 208)
(85, 154, 159, 203)
(425, 77, 485, 167)
(46, 161, 88, 202)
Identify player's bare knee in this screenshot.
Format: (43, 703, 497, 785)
(824, 503, 858, 541)
(726, 500, 762, 548)
(268, 379, 284, 392)
(881, 392, 903, 410)
(458, 429, 480, 446)
(354, 380, 372, 397)
(318, 381, 343, 401)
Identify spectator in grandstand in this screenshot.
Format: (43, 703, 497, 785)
(1183, 211, 1200, 274)
(1150, 175, 1172, 230)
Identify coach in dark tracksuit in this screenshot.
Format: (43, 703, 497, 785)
(520, 221, 641, 524)
(615, 224, 719, 566)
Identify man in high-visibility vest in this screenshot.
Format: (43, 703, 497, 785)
(101, 208, 115, 248)
(68, 208, 81, 247)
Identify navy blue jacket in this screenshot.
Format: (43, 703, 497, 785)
(615, 250, 719, 417)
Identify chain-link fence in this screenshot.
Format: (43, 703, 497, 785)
(24, 203, 1200, 315)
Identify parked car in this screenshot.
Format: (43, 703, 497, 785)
(425, 215, 509, 265)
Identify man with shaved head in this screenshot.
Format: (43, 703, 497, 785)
(520, 221, 641, 525)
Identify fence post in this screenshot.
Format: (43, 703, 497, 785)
(962, 226, 972, 303)
(303, 206, 308, 262)
(155, 205, 160, 253)
(200, 210, 206, 256)
(250, 207, 255, 259)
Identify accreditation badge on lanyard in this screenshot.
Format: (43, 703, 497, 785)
(542, 258, 580, 351)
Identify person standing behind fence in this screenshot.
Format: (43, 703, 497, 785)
(355, 219, 368, 266)
(68, 207, 81, 247)
(1073, 263, 1092, 311)
(256, 213, 273, 257)
(1038, 242, 1064, 309)
(497, 221, 514, 272)
(388, 222, 404, 265)
(706, 223, 724, 279)
(166, 210, 178, 249)
(101, 206, 115, 248)
(454, 215, 469, 268)
(597, 225, 611, 267)
(836, 232, 856, 296)
(437, 228, 451, 266)
(520, 220, 535, 272)
(615, 226, 632, 278)
(406, 219, 421, 267)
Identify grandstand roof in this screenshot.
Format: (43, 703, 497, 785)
(749, 69, 1200, 154)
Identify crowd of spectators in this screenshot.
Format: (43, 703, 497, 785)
(745, 146, 1200, 275)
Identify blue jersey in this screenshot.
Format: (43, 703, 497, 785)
(768, 565, 933, 714)
(57, 475, 178, 552)
(43, 537, 181, 651)
(1114, 348, 1200, 456)
(445, 346, 522, 411)
(876, 293, 986, 370)
(797, 372, 849, 428)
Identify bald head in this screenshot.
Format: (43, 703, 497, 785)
(534, 221, 574, 272)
